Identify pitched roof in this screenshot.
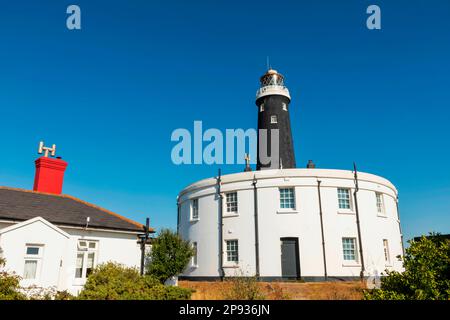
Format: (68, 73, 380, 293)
(0, 187, 150, 233)
(0, 216, 70, 238)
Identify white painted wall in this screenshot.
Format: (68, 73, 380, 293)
(0, 218, 142, 295)
(178, 168, 404, 279)
(0, 218, 70, 290)
(62, 228, 142, 294)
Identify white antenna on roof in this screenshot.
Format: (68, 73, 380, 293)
(38, 141, 56, 158)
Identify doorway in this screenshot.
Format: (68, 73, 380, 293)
(280, 237, 300, 279)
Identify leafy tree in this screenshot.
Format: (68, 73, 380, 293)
(78, 262, 192, 300)
(365, 233, 450, 300)
(146, 229, 194, 283)
(0, 248, 26, 300)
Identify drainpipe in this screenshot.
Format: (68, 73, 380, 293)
(176, 196, 180, 235)
(217, 169, 225, 281)
(252, 176, 260, 278)
(353, 163, 365, 280)
(317, 180, 328, 280)
(396, 195, 405, 256)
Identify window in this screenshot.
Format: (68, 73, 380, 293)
(376, 192, 385, 215)
(23, 245, 43, 280)
(86, 252, 95, 277)
(226, 240, 239, 263)
(337, 188, 351, 210)
(24, 260, 38, 279)
(270, 115, 278, 124)
(342, 238, 357, 261)
(75, 253, 84, 278)
(26, 247, 40, 255)
(282, 102, 287, 111)
(191, 199, 199, 220)
(192, 242, 198, 266)
(279, 188, 295, 209)
(75, 240, 98, 279)
(78, 240, 88, 250)
(383, 239, 390, 264)
(226, 192, 238, 214)
(260, 103, 264, 112)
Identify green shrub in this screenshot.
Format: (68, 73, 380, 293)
(0, 250, 26, 300)
(364, 233, 450, 300)
(146, 229, 194, 283)
(0, 271, 26, 300)
(224, 271, 266, 300)
(78, 262, 192, 300)
(54, 290, 75, 300)
(164, 285, 194, 300)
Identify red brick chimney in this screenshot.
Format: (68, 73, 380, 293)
(33, 142, 68, 195)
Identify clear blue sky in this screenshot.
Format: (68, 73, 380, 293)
(0, 0, 449, 242)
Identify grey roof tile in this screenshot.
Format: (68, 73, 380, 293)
(0, 187, 146, 233)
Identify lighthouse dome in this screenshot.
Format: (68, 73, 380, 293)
(256, 69, 290, 100)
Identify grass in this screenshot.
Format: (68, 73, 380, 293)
(178, 280, 366, 300)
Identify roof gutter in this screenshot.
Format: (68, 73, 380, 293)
(0, 218, 145, 235)
(53, 224, 145, 235)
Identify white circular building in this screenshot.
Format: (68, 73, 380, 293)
(177, 70, 404, 281)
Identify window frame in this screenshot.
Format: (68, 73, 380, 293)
(225, 239, 239, 265)
(23, 244, 44, 281)
(191, 242, 198, 267)
(383, 239, 391, 266)
(224, 192, 238, 216)
(376, 192, 386, 216)
(342, 237, 359, 264)
(190, 198, 199, 221)
(270, 115, 278, 124)
(337, 188, 354, 213)
(278, 187, 296, 212)
(75, 240, 98, 280)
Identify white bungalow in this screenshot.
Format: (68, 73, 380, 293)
(0, 144, 152, 295)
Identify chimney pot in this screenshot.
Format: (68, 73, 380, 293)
(306, 160, 316, 169)
(33, 156, 68, 194)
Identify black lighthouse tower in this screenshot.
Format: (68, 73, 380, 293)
(256, 69, 296, 170)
